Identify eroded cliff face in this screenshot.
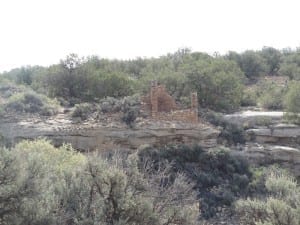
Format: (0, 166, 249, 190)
(246, 124, 300, 147)
(224, 110, 300, 177)
(1, 110, 299, 178)
(224, 110, 300, 147)
(0, 114, 220, 151)
(233, 144, 300, 177)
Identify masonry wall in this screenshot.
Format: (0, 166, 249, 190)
(155, 109, 198, 123)
(142, 82, 199, 123)
(150, 84, 178, 116)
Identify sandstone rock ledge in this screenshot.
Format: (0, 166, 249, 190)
(234, 144, 300, 177)
(0, 116, 220, 151)
(246, 124, 300, 147)
(223, 110, 284, 126)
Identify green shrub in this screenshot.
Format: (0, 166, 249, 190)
(97, 73, 135, 98)
(186, 58, 244, 112)
(0, 133, 6, 147)
(0, 139, 86, 225)
(279, 60, 300, 80)
(4, 91, 59, 116)
(237, 50, 267, 79)
(71, 95, 141, 122)
(72, 103, 99, 120)
(122, 109, 137, 127)
(121, 95, 141, 127)
(46, 55, 136, 102)
(138, 145, 251, 219)
(0, 80, 28, 99)
(99, 95, 141, 114)
(236, 167, 300, 225)
(99, 96, 122, 113)
(284, 81, 300, 124)
(258, 83, 286, 110)
(205, 111, 246, 145)
(284, 113, 300, 125)
(0, 105, 4, 116)
(0, 140, 199, 225)
(241, 88, 258, 106)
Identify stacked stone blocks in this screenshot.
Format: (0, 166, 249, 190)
(144, 81, 198, 123)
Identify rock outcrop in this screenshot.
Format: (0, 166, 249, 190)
(246, 124, 300, 147)
(234, 143, 300, 177)
(0, 115, 219, 151)
(224, 110, 300, 177)
(224, 110, 284, 126)
(224, 110, 300, 147)
(2, 110, 299, 177)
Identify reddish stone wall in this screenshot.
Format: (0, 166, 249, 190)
(155, 109, 198, 123)
(150, 83, 178, 116)
(142, 82, 199, 123)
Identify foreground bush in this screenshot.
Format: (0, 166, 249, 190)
(0, 140, 199, 225)
(138, 145, 251, 219)
(0, 140, 86, 225)
(236, 167, 300, 225)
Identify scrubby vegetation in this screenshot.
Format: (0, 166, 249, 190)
(0, 140, 198, 225)
(205, 111, 246, 145)
(1, 47, 300, 117)
(1, 47, 300, 116)
(4, 91, 59, 116)
(2, 140, 298, 224)
(236, 167, 300, 225)
(284, 81, 300, 124)
(0, 81, 59, 116)
(72, 102, 100, 120)
(71, 95, 141, 123)
(138, 145, 251, 219)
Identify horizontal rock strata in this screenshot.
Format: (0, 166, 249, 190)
(0, 116, 219, 151)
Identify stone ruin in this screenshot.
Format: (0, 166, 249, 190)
(142, 81, 198, 123)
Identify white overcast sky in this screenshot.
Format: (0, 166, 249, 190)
(0, 0, 300, 72)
